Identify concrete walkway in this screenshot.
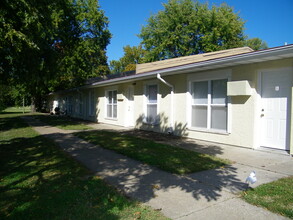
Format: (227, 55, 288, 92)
(22, 117, 292, 220)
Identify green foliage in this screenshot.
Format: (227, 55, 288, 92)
(0, 113, 168, 220)
(245, 38, 268, 50)
(0, 84, 10, 111)
(53, 0, 111, 90)
(109, 60, 124, 74)
(0, 84, 29, 111)
(1, 0, 111, 109)
(109, 45, 145, 73)
(76, 130, 230, 174)
(139, 0, 248, 61)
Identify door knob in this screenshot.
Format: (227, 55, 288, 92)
(261, 114, 264, 117)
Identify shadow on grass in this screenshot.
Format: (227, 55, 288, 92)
(34, 115, 91, 130)
(0, 108, 31, 115)
(10, 116, 248, 217)
(75, 130, 230, 174)
(0, 117, 165, 220)
(0, 115, 32, 132)
(0, 138, 131, 220)
(121, 129, 226, 157)
(0, 112, 27, 115)
(59, 130, 248, 204)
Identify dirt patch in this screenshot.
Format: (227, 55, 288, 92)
(121, 129, 182, 142)
(119, 129, 226, 157)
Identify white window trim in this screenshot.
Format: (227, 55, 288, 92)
(105, 89, 118, 120)
(88, 90, 95, 116)
(143, 81, 160, 125)
(187, 69, 231, 134)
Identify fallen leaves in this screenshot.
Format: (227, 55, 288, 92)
(133, 211, 141, 219)
(152, 184, 160, 190)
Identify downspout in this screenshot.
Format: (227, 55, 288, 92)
(157, 73, 174, 134)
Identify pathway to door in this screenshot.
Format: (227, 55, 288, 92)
(22, 116, 292, 220)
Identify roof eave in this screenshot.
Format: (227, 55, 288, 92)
(144, 44, 293, 76)
(91, 45, 293, 87)
(51, 45, 293, 94)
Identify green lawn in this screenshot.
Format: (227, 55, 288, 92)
(35, 115, 92, 130)
(0, 112, 168, 220)
(75, 130, 231, 175)
(242, 176, 293, 219)
(1, 106, 31, 114)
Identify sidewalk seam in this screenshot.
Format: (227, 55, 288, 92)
(174, 196, 237, 220)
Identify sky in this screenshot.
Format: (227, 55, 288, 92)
(99, 0, 293, 62)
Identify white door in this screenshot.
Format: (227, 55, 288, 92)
(126, 86, 134, 127)
(260, 69, 292, 150)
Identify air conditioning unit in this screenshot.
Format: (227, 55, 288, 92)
(227, 80, 252, 96)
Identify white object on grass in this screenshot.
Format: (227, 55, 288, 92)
(246, 171, 257, 184)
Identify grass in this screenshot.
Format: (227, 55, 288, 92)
(35, 115, 92, 130)
(242, 176, 293, 219)
(1, 106, 31, 114)
(0, 112, 168, 220)
(75, 130, 231, 175)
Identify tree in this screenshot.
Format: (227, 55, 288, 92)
(53, 0, 111, 90)
(1, 0, 69, 110)
(245, 38, 268, 50)
(109, 60, 124, 74)
(0, 0, 111, 110)
(0, 84, 11, 111)
(138, 0, 247, 62)
(109, 45, 145, 73)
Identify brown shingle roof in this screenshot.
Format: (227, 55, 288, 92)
(136, 47, 254, 74)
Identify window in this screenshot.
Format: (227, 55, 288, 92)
(89, 90, 95, 116)
(79, 93, 83, 115)
(75, 97, 78, 114)
(191, 79, 227, 131)
(145, 84, 158, 124)
(106, 90, 117, 118)
(68, 96, 72, 114)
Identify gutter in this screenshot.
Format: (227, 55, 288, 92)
(144, 44, 293, 76)
(89, 44, 293, 88)
(157, 73, 174, 133)
(50, 44, 293, 95)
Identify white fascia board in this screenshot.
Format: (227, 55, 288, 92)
(89, 45, 293, 88)
(54, 45, 293, 93)
(155, 45, 293, 75)
(50, 45, 293, 96)
(91, 72, 155, 87)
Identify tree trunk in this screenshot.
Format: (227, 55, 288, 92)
(23, 96, 25, 114)
(31, 97, 36, 113)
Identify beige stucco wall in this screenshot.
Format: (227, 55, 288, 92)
(132, 58, 293, 151)
(132, 76, 186, 134)
(170, 58, 293, 150)
(232, 58, 293, 150)
(180, 67, 255, 148)
(291, 88, 293, 155)
(47, 93, 67, 114)
(95, 83, 139, 127)
(48, 58, 293, 154)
